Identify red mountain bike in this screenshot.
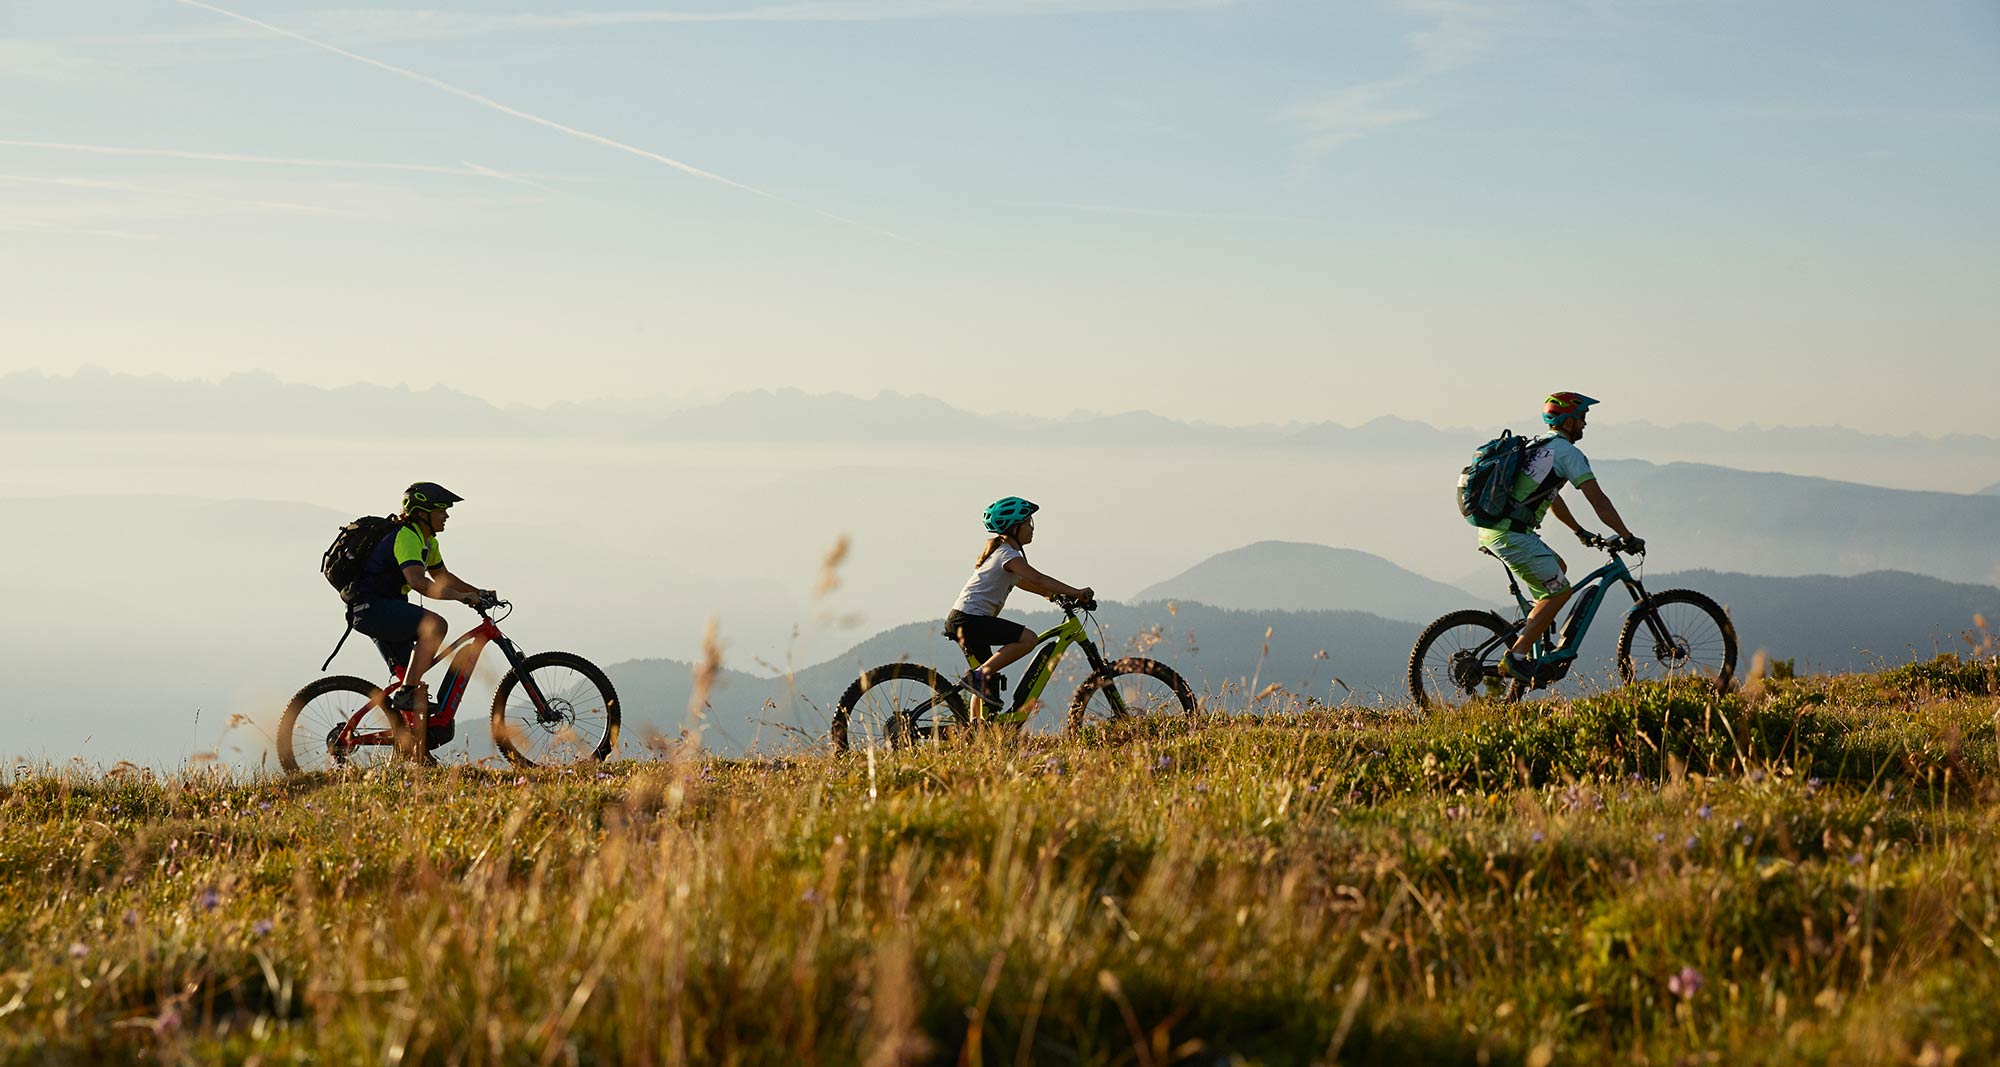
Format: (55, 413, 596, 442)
(277, 597, 620, 771)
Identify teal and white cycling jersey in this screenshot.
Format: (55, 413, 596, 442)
(1494, 436, 1596, 533)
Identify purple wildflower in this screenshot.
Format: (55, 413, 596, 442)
(1653, 832, 1666, 844)
(1697, 805, 1712, 820)
(1684, 836, 1700, 851)
(1668, 966, 1703, 999)
(197, 889, 220, 912)
(67, 942, 89, 959)
(252, 919, 274, 938)
(1153, 755, 1173, 772)
(1531, 831, 1545, 844)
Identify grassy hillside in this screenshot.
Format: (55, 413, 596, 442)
(6, 659, 2000, 1065)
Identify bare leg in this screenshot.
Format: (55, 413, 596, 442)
(978, 631, 1040, 675)
(1512, 589, 1573, 655)
(403, 610, 448, 714)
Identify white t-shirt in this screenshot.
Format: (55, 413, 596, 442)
(951, 542, 1025, 616)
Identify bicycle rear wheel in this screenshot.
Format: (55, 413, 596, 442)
(277, 675, 408, 773)
(1617, 589, 1737, 691)
(1408, 610, 1521, 711)
(832, 663, 969, 754)
(491, 651, 621, 768)
(1067, 658, 1197, 730)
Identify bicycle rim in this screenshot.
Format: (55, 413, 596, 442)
(494, 653, 619, 766)
(281, 678, 396, 773)
(1070, 660, 1196, 729)
(838, 669, 960, 752)
(1622, 592, 1736, 687)
(1409, 610, 1515, 711)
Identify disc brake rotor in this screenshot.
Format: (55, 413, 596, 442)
(324, 723, 350, 765)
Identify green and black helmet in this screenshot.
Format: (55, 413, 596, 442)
(982, 496, 1039, 534)
(403, 481, 463, 515)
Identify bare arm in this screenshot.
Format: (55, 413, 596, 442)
(1003, 558, 1093, 602)
(1547, 494, 1586, 536)
(402, 563, 481, 604)
(1576, 481, 1635, 540)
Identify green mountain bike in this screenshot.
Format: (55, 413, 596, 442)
(1408, 536, 1737, 710)
(830, 595, 1197, 753)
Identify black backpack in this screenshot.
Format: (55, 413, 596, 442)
(1456, 430, 1561, 531)
(321, 515, 411, 602)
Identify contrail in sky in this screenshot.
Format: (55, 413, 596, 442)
(0, 137, 531, 183)
(170, 0, 894, 236)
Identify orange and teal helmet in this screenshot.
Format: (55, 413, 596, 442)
(1542, 392, 1598, 425)
(982, 496, 1039, 534)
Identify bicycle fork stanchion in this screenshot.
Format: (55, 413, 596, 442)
(491, 634, 560, 723)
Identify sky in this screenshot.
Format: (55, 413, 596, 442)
(3, 0, 1997, 434)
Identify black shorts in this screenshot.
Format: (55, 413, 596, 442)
(944, 610, 1033, 663)
(348, 598, 428, 673)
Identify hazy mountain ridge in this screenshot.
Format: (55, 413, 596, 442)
(6, 369, 1994, 494)
(1597, 460, 2000, 585)
(1134, 541, 1496, 621)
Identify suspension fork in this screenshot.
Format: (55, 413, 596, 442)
(1074, 638, 1131, 715)
(492, 635, 559, 720)
(1623, 579, 1675, 646)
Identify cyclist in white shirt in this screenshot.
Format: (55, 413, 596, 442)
(946, 496, 1094, 708)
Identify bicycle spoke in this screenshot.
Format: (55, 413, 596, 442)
(841, 673, 956, 751)
(501, 665, 611, 763)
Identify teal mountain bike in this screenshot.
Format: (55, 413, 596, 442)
(1408, 537, 1737, 710)
(830, 595, 1197, 753)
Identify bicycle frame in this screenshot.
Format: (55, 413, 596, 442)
(339, 609, 554, 750)
(958, 610, 1115, 723)
(1483, 548, 1672, 684)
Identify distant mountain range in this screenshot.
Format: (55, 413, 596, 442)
(6, 368, 1995, 494)
(1593, 460, 2000, 586)
(1983, 482, 2000, 496)
(1135, 541, 1493, 621)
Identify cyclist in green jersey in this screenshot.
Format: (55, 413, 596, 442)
(346, 482, 494, 718)
(1481, 393, 1643, 682)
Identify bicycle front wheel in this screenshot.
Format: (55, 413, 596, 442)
(491, 651, 621, 768)
(1067, 658, 1197, 731)
(277, 675, 407, 774)
(1617, 589, 1737, 691)
(1408, 610, 1521, 712)
(831, 663, 969, 754)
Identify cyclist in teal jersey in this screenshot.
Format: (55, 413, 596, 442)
(1480, 393, 1643, 682)
(347, 482, 494, 719)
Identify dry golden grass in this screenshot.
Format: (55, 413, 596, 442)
(3, 661, 1999, 1065)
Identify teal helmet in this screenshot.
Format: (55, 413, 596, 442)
(403, 481, 463, 515)
(982, 496, 1039, 535)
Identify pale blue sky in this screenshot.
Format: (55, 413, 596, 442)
(3, 0, 1996, 433)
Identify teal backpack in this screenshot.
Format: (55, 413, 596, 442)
(1457, 430, 1560, 532)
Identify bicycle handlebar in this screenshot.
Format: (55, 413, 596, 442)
(1052, 593, 1098, 613)
(1584, 534, 1646, 556)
